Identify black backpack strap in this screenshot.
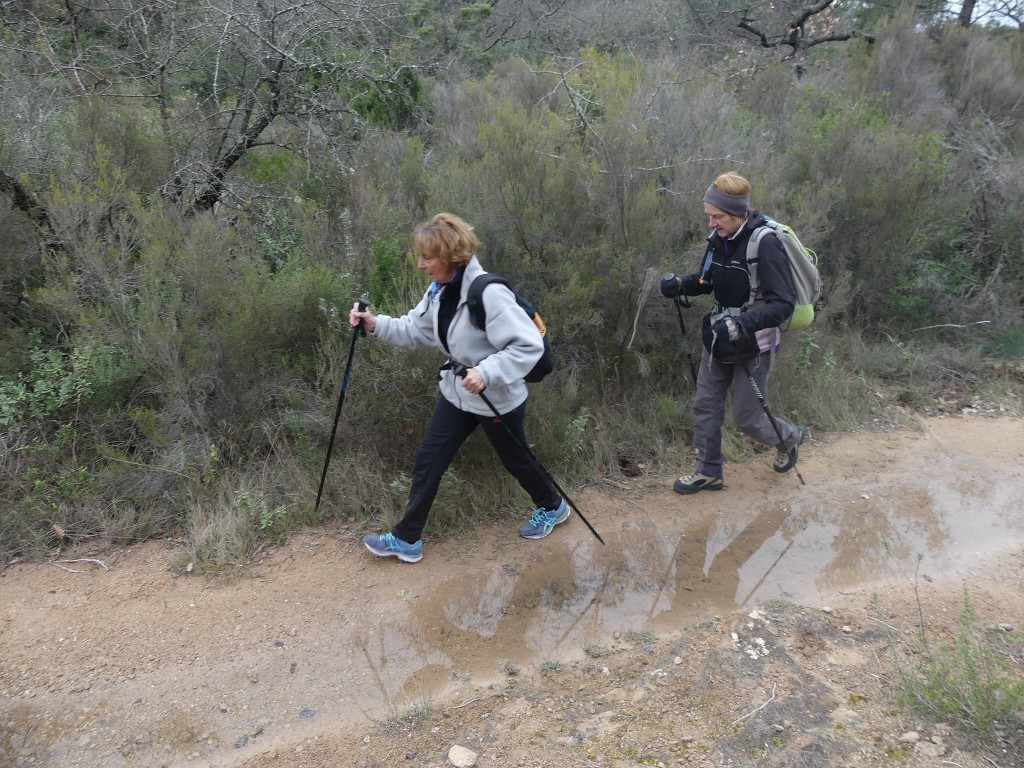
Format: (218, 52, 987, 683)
(466, 273, 509, 330)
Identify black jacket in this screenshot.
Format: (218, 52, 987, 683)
(681, 212, 796, 338)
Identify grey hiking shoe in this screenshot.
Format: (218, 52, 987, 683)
(774, 427, 810, 473)
(673, 472, 724, 495)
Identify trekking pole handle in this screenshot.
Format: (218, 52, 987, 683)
(451, 362, 480, 384)
(451, 362, 487, 395)
(660, 273, 690, 306)
(355, 296, 370, 337)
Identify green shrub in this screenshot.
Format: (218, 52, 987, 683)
(986, 326, 1024, 359)
(349, 68, 424, 131)
(367, 234, 421, 315)
(891, 589, 1024, 734)
(0, 332, 135, 435)
(4, 9, 1021, 568)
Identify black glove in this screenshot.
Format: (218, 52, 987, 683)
(660, 273, 683, 298)
(711, 316, 741, 342)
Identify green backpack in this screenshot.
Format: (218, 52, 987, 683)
(745, 216, 824, 331)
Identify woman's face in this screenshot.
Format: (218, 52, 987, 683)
(703, 203, 745, 239)
(416, 250, 458, 283)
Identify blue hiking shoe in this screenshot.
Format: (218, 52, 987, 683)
(363, 532, 423, 563)
(518, 499, 570, 540)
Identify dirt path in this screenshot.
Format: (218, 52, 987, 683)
(2, 414, 1023, 768)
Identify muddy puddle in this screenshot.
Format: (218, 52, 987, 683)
(2, 417, 1022, 768)
(329, 418, 1024, 730)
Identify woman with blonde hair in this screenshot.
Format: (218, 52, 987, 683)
(349, 213, 567, 563)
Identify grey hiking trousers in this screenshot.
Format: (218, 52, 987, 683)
(692, 347, 802, 478)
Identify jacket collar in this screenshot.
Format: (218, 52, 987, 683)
(459, 255, 486, 302)
(707, 211, 761, 250)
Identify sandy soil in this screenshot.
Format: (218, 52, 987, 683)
(2, 413, 1023, 768)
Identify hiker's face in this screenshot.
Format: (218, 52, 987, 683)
(704, 204, 744, 239)
(416, 250, 458, 283)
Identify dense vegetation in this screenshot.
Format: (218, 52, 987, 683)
(1, 1, 1022, 567)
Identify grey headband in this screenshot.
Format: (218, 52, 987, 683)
(703, 185, 750, 217)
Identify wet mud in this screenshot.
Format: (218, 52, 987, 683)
(0, 416, 1021, 767)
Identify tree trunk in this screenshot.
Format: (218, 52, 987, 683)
(959, 0, 976, 27)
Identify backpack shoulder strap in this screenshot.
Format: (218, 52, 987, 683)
(466, 273, 510, 330)
(744, 218, 776, 305)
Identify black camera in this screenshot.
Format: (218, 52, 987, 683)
(660, 273, 683, 298)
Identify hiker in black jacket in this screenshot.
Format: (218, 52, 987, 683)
(660, 171, 809, 494)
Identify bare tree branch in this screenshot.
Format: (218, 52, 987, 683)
(1, 0, 417, 216)
(737, 1, 874, 76)
(0, 170, 49, 231)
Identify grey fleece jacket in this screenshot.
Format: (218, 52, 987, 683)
(372, 256, 544, 417)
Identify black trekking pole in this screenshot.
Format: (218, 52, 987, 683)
(672, 295, 698, 384)
(736, 357, 805, 486)
(314, 297, 370, 515)
(453, 365, 605, 545)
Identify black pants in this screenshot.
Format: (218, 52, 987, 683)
(392, 397, 559, 544)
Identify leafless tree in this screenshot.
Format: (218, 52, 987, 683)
(0, 0, 416, 227)
(968, 0, 1024, 27)
(736, 0, 875, 77)
(959, 0, 979, 26)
